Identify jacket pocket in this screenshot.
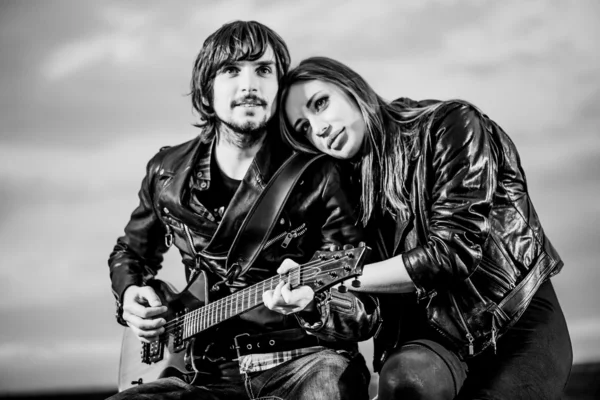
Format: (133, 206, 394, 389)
(478, 255, 516, 293)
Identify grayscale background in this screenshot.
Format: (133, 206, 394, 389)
(1, 0, 598, 396)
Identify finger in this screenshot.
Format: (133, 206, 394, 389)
(281, 282, 293, 304)
(272, 280, 285, 304)
(128, 325, 163, 343)
(137, 287, 163, 307)
(124, 302, 166, 319)
(295, 285, 315, 301)
(276, 258, 300, 275)
(123, 312, 166, 330)
(262, 289, 273, 309)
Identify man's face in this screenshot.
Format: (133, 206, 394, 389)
(211, 46, 279, 135)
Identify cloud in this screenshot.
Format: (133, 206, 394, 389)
(41, 6, 157, 81)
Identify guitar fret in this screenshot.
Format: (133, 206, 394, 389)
(181, 250, 363, 342)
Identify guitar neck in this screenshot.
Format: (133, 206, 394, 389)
(181, 270, 301, 339)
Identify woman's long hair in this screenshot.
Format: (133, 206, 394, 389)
(279, 57, 444, 225)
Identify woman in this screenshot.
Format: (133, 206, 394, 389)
(277, 57, 572, 399)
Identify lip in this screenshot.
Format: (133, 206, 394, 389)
(235, 99, 266, 107)
(327, 128, 345, 149)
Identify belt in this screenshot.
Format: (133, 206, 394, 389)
(488, 252, 557, 327)
(233, 328, 321, 358)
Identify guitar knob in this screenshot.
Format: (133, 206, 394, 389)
(351, 278, 361, 288)
(337, 284, 348, 293)
(343, 244, 354, 250)
(358, 241, 366, 248)
(329, 244, 340, 252)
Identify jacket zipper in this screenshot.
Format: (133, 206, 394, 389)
(264, 223, 307, 249)
(479, 256, 516, 292)
(164, 224, 174, 248)
(449, 293, 475, 356)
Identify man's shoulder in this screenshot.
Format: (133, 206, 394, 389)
(147, 136, 203, 171)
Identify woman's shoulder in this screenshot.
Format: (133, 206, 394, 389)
(430, 99, 484, 127)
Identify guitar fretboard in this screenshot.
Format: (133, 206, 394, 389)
(182, 268, 301, 339)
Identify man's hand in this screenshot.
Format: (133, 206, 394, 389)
(263, 259, 316, 315)
(122, 285, 167, 343)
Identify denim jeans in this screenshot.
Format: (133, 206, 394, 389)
(378, 280, 572, 399)
(107, 349, 370, 400)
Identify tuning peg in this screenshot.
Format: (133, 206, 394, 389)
(358, 241, 366, 248)
(342, 244, 354, 250)
(351, 278, 361, 288)
(337, 283, 348, 293)
(329, 244, 340, 252)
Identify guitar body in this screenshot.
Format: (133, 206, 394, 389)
(118, 325, 188, 391)
(117, 245, 370, 392)
(118, 272, 211, 391)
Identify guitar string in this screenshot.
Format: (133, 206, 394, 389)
(159, 257, 330, 331)
(162, 267, 349, 338)
(161, 264, 314, 334)
(160, 259, 353, 335)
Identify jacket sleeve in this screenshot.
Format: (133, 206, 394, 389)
(108, 154, 169, 324)
(295, 161, 381, 342)
(402, 102, 497, 296)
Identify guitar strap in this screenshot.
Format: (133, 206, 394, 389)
(225, 152, 325, 278)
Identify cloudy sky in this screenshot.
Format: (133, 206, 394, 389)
(1, 0, 599, 394)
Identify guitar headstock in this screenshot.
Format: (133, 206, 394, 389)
(297, 242, 371, 293)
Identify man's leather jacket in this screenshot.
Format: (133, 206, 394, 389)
(373, 100, 563, 368)
(108, 132, 380, 356)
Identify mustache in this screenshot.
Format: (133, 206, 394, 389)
(231, 95, 267, 107)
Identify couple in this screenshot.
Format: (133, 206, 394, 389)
(107, 20, 572, 400)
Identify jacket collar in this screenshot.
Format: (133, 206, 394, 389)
(160, 126, 292, 255)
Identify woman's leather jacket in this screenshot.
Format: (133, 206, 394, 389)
(373, 100, 563, 367)
(108, 132, 380, 354)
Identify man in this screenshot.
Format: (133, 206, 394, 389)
(107, 21, 379, 400)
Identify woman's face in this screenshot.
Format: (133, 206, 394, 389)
(284, 80, 366, 159)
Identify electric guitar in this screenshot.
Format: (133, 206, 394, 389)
(118, 243, 370, 391)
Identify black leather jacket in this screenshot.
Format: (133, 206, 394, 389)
(373, 100, 563, 368)
(108, 132, 379, 353)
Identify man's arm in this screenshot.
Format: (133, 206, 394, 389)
(108, 154, 169, 340)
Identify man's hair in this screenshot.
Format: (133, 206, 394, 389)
(190, 20, 291, 142)
(279, 56, 443, 225)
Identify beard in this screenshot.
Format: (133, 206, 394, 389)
(215, 110, 270, 149)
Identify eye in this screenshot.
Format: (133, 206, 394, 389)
(257, 66, 273, 75)
(314, 96, 329, 111)
(221, 65, 239, 75)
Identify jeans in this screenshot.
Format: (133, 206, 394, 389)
(107, 349, 370, 400)
(378, 280, 573, 399)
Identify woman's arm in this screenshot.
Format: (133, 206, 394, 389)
(352, 101, 497, 296)
(350, 255, 416, 294)
(402, 102, 497, 296)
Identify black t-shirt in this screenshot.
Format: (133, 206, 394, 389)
(201, 156, 241, 222)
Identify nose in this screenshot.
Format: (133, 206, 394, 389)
(239, 67, 258, 92)
(310, 117, 330, 137)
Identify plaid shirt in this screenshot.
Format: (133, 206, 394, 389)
(238, 345, 326, 374)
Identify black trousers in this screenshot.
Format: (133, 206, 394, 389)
(378, 280, 573, 400)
